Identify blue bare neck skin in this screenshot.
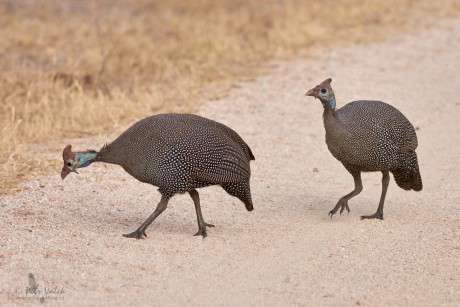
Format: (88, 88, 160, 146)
(75, 152, 98, 168)
(328, 97, 336, 110)
(322, 97, 336, 114)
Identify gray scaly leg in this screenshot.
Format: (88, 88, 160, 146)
(329, 171, 362, 218)
(123, 195, 170, 239)
(189, 189, 214, 238)
(361, 170, 389, 220)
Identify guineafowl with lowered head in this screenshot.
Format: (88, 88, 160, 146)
(306, 78, 422, 220)
(61, 113, 255, 239)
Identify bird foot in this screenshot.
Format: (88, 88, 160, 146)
(123, 228, 147, 239)
(328, 200, 350, 218)
(194, 222, 215, 238)
(360, 212, 384, 220)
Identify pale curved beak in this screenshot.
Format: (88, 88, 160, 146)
(61, 166, 70, 180)
(306, 88, 316, 97)
(61, 166, 78, 180)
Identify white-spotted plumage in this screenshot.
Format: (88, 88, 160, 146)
(65, 113, 254, 239)
(306, 78, 422, 220)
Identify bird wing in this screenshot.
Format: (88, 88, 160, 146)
(191, 149, 251, 184)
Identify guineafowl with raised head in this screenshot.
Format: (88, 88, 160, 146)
(306, 78, 422, 220)
(61, 113, 255, 239)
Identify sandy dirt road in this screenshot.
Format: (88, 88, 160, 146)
(1, 18, 459, 306)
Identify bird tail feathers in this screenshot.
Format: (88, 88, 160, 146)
(391, 152, 423, 191)
(222, 182, 254, 211)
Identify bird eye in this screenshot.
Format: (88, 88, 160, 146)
(66, 161, 72, 167)
(321, 88, 327, 94)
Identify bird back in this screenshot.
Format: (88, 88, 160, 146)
(324, 100, 418, 170)
(97, 114, 254, 190)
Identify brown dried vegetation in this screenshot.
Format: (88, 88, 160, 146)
(1, 0, 459, 194)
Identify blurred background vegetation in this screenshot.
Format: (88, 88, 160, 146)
(1, 0, 459, 194)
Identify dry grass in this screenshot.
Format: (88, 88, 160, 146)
(1, 0, 459, 195)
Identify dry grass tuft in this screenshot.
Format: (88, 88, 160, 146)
(1, 0, 459, 195)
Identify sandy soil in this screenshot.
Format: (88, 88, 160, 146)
(1, 18, 459, 306)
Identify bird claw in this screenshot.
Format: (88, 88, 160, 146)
(328, 200, 350, 218)
(123, 229, 147, 239)
(194, 230, 207, 238)
(194, 222, 215, 238)
(340, 203, 350, 215)
(360, 211, 384, 220)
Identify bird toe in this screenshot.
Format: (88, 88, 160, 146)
(123, 229, 147, 239)
(360, 212, 384, 220)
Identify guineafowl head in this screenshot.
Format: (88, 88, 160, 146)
(61, 145, 97, 179)
(61, 145, 78, 179)
(306, 78, 336, 110)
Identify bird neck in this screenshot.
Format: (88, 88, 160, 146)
(327, 97, 336, 110)
(323, 102, 336, 116)
(75, 151, 98, 169)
